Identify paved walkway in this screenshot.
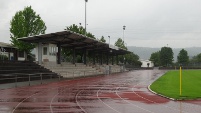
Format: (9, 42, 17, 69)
(0, 69, 201, 113)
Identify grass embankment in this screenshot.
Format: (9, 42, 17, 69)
(150, 70, 201, 100)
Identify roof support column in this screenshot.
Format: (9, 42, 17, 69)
(8, 52, 10, 60)
(14, 49, 18, 61)
(106, 52, 109, 65)
(112, 55, 114, 65)
(93, 51, 95, 65)
(73, 48, 76, 64)
(83, 48, 86, 65)
(116, 55, 119, 65)
(100, 52, 103, 65)
(38, 42, 42, 64)
(57, 42, 61, 64)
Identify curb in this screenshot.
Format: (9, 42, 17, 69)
(148, 84, 176, 101)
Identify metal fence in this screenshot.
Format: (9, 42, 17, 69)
(0, 73, 61, 88)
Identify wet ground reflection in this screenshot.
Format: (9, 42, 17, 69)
(0, 70, 201, 113)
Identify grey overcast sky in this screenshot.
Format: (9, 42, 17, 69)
(1, 0, 201, 48)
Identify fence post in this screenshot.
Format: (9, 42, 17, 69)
(29, 74, 30, 86)
(40, 73, 42, 84)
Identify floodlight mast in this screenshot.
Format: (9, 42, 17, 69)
(108, 36, 110, 45)
(123, 25, 126, 43)
(85, 0, 88, 36)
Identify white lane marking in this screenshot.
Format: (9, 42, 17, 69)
(131, 85, 191, 113)
(13, 83, 73, 113)
(76, 90, 87, 113)
(12, 91, 40, 113)
(97, 87, 121, 113)
(127, 72, 192, 113)
(115, 86, 155, 113)
(50, 93, 58, 113)
(50, 86, 88, 113)
(113, 70, 188, 113)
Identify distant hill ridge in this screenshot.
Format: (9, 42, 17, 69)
(127, 46, 201, 62)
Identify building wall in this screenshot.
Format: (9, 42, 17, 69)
(141, 60, 154, 67)
(35, 43, 57, 62)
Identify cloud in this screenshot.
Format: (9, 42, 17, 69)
(1, 0, 201, 48)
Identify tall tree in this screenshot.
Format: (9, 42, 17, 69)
(114, 38, 127, 50)
(100, 36, 106, 43)
(10, 6, 46, 55)
(177, 49, 189, 65)
(65, 24, 95, 39)
(160, 47, 174, 66)
(149, 51, 160, 66)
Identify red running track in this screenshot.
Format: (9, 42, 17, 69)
(0, 69, 201, 113)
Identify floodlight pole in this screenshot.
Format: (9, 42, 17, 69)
(123, 25, 126, 43)
(108, 36, 110, 45)
(85, 0, 88, 36)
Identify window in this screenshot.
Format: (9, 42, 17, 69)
(43, 47, 47, 55)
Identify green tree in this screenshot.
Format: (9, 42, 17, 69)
(114, 38, 127, 50)
(10, 6, 46, 58)
(65, 24, 84, 34)
(86, 32, 95, 39)
(65, 24, 95, 39)
(191, 53, 201, 64)
(100, 36, 106, 42)
(114, 38, 127, 64)
(0, 54, 8, 60)
(160, 47, 174, 66)
(149, 51, 160, 66)
(177, 49, 189, 65)
(196, 53, 201, 63)
(125, 52, 141, 66)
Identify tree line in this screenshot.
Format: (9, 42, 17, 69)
(149, 47, 201, 67)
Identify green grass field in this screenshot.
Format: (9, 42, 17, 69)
(150, 70, 201, 100)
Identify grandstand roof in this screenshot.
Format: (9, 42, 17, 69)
(19, 30, 130, 55)
(0, 42, 16, 48)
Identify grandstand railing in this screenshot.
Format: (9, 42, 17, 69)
(0, 73, 61, 87)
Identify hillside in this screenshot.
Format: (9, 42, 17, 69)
(127, 46, 201, 62)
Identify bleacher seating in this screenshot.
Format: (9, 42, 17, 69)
(0, 61, 60, 84)
(41, 62, 122, 78)
(41, 62, 104, 78)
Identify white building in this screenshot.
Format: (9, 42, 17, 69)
(140, 59, 154, 67)
(35, 43, 57, 62)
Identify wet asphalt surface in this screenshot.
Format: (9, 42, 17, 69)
(0, 69, 201, 113)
